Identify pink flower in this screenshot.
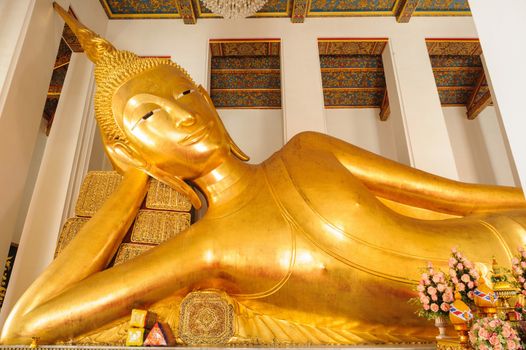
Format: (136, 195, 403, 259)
(502, 326, 511, 338)
(440, 303, 450, 312)
(432, 274, 440, 283)
(443, 293, 453, 303)
(430, 303, 439, 312)
(461, 274, 470, 283)
(451, 247, 458, 253)
(518, 276, 525, 283)
(489, 320, 497, 328)
(431, 294, 438, 301)
(421, 273, 429, 280)
(493, 343, 502, 350)
(467, 291, 474, 299)
(521, 261, 526, 269)
(479, 327, 489, 340)
(423, 303, 430, 310)
(427, 286, 437, 295)
(449, 257, 457, 266)
(452, 276, 458, 284)
(417, 284, 425, 292)
(489, 333, 499, 345)
(437, 283, 446, 292)
(457, 263, 464, 270)
(508, 339, 517, 350)
(512, 257, 520, 265)
(458, 283, 466, 291)
(468, 281, 474, 289)
(479, 344, 488, 350)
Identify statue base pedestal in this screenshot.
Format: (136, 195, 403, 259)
(0, 345, 435, 350)
(436, 339, 472, 350)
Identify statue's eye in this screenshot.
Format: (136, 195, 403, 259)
(132, 108, 161, 130)
(142, 111, 154, 120)
(175, 89, 195, 100)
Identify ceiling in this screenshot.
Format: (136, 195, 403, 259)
(98, 0, 470, 23)
(427, 39, 492, 119)
(209, 40, 282, 109)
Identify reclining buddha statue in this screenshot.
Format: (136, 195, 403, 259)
(2, 3, 526, 346)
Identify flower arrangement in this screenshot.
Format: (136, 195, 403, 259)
(469, 317, 521, 350)
(512, 246, 526, 295)
(449, 247, 479, 307)
(413, 262, 454, 319)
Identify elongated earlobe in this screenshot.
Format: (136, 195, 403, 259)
(104, 141, 147, 174)
(145, 166, 202, 209)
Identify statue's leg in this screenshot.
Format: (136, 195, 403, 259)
(288, 131, 526, 215)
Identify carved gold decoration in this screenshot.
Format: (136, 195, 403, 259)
(113, 243, 153, 266)
(426, 39, 483, 56)
(3, 4, 526, 346)
(145, 179, 192, 212)
(131, 210, 190, 245)
(75, 171, 122, 217)
(179, 291, 234, 345)
(54, 217, 90, 257)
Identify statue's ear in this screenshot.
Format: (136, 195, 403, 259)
(197, 85, 250, 162)
(104, 141, 147, 174)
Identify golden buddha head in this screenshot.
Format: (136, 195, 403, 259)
(54, 3, 248, 207)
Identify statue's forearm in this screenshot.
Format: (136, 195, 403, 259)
(1, 169, 149, 344)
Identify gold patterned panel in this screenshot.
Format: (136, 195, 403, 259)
(113, 243, 153, 266)
(145, 179, 192, 212)
(175, 0, 196, 24)
(54, 217, 90, 258)
(179, 291, 234, 345)
(437, 339, 471, 350)
(209, 40, 280, 57)
(395, 0, 420, 23)
(426, 39, 482, 56)
(291, 0, 311, 23)
(318, 39, 388, 55)
(75, 171, 122, 217)
(131, 210, 191, 245)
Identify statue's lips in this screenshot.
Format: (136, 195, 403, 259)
(178, 122, 211, 146)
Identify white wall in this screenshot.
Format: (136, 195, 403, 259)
(468, 0, 526, 189)
(219, 109, 284, 164)
(443, 106, 516, 186)
(325, 108, 398, 161)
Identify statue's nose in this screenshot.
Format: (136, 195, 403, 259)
(177, 113, 196, 127)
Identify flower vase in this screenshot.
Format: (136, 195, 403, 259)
(434, 315, 448, 339)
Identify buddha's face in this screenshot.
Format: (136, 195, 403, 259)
(111, 65, 229, 179)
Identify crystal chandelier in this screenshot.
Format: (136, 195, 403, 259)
(202, 0, 268, 19)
